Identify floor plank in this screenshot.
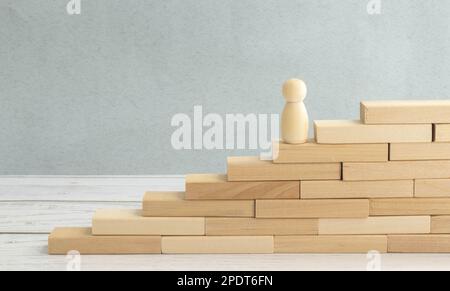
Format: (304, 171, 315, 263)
(0, 201, 139, 233)
(0, 176, 184, 201)
(2, 234, 450, 271)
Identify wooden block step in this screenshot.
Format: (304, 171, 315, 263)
(415, 179, 450, 198)
(431, 216, 450, 234)
(185, 174, 299, 200)
(227, 156, 341, 181)
(319, 216, 431, 235)
(390, 143, 450, 161)
(388, 235, 450, 253)
(301, 180, 413, 199)
(343, 161, 450, 181)
(162, 236, 274, 254)
(256, 199, 369, 218)
(142, 192, 254, 217)
(273, 141, 388, 163)
(314, 120, 431, 144)
(48, 228, 161, 255)
(92, 209, 205, 236)
(275, 235, 388, 253)
(370, 198, 450, 216)
(434, 124, 450, 142)
(361, 100, 450, 124)
(205, 218, 318, 236)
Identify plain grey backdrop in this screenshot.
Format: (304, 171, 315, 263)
(1, 0, 449, 175)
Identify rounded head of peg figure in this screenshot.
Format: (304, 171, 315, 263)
(282, 79, 307, 102)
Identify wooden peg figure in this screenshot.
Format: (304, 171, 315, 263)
(281, 79, 309, 144)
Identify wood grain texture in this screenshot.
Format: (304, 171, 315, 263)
(162, 236, 274, 254)
(273, 141, 388, 163)
(275, 235, 388, 253)
(390, 143, 450, 161)
(142, 192, 255, 217)
(227, 156, 341, 181)
(48, 228, 161, 255)
(319, 216, 431, 235)
(0, 175, 183, 187)
(206, 218, 318, 236)
(370, 198, 450, 216)
(8, 177, 450, 270)
(92, 209, 205, 236)
(256, 199, 369, 218)
(8, 234, 450, 271)
(343, 161, 450, 181)
(0, 176, 184, 202)
(415, 179, 450, 198)
(431, 216, 450, 234)
(0, 186, 150, 202)
(361, 100, 450, 124)
(0, 201, 139, 233)
(314, 120, 432, 144)
(301, 180, 413, 199)
(434, 124, 450, 142)
(388, 235, 450, 253)
(185, 174, 299, 199)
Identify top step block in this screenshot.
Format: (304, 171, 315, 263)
(361, 100, 450, 124)
(273, 140, 388, 163)
(314, 120, 432, 144)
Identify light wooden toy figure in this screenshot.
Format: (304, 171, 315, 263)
(281, 79, 309, 144)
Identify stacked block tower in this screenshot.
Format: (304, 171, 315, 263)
(49, 80, 450, 254)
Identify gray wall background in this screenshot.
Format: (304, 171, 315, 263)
(1, 0, 449, 175)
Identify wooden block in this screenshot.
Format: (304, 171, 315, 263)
(206, 218, 318, 236)
(343, 161, 450, 181)
(415, 179, 450, 198)
(431, 216, 450, 234)
(361, 100, 450, 124)
(227, 156, 341, 181)
(273, 140, 388, 163)
(390, 143, 450, 161)
(314, 120, 432, 144)
(185, 174, 299, 199)
(92, 209, 205, 236)
(319, 216, 431, 235)
(143, 192, 254, 217)
(388, 235, 450, 253)
(48, 227, 161, 255)
(162, 236, 274, 254)
(275, 235, 388, 253)
(435, 124, 450, 142)
(301, 180, 413, 199)
(256, 199, 369, 218)
(370, 198, 450, 216)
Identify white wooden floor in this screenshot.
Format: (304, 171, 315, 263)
(2, 176, 450, 271)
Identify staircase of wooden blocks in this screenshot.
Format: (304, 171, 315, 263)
(49, 100, 450, 254)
